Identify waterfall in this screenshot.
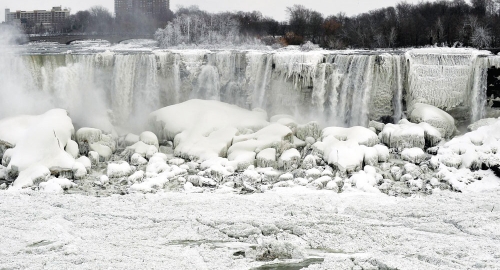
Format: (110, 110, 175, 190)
(2, 48, 496, 132)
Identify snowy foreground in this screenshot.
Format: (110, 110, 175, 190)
(2, 98, 500, 269)
(1, 183, 500, 269)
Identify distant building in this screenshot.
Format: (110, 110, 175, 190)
(5, 6, 70, 30)
(115, 0, 170, 18)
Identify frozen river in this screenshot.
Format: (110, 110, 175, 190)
(1, 176, 499, 270)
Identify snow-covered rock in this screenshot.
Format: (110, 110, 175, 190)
(107, 162, 132, 178)
(278, 148, 301, 171)
(76, 128, 102, 145)
(0, 109, 77, 188)
(401, 148, 427, 164)
(379, 119, 442, 149)
(316, 136, 364, 173)
(130, 153, 148, 166)
(90, 143, 112, 162)
(123, 133, 140, 147)
(139, 131, 159, 148)
(409, 103, 456, 138)
(229, 123, 293, 170)
(322, 126, 379, 147)
(149, 100, 268, 161)
(256, 148, 277, 168)
(65, 140, 79, 159)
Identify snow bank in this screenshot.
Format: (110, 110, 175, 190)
(149, 100, 268, 161)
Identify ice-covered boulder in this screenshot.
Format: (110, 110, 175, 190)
(107, 161, 132, 178)
(65, 140, 79, 159)
(379, 119, 442, 149)
(228, 123, 293, 170)
(90, 143, 112, 162)
(131, 153, 148, 166)
(409, 103, 456, 138)
(346, 171, 380, 193)
(139, 131, 159, 148)
(322, 126, 379, 147)
(278, 148, 301, 171)
(76, 156, 91, 171)
(256, 148, 277, 168)
(296, 121, 321, 140)
(76, 128, 102, 145)
(0, 109, 79, 188)
(373, 144, 390, 162)
(315, 136, 364, 173)
(401, 148, 427, 164)
(149, 100, 268, 161)
(123, 133, 140, 147)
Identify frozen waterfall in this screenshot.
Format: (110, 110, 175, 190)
(4, 48, 498, 131)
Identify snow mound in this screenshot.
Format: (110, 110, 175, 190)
(322, 126, 380, 147)
(149, 100, 268, 161)
(0, 109, 80, 188)
(409, 103, 456, 138)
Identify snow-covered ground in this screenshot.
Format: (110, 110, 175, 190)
(1, 176, 499, 269)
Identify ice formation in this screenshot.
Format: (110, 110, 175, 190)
(5, 47, 499, 132)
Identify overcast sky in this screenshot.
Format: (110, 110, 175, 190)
(2, 0, 437, 23)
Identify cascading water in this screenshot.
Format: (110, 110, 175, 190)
(3, 48, 498, 132)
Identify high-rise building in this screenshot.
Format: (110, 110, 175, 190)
(5, 6, 70, 27)
(115, 0, 170, 18)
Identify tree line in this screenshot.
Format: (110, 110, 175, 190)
(17, 0, 500, 48)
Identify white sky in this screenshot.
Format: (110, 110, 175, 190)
(2, 0, 438, 23)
